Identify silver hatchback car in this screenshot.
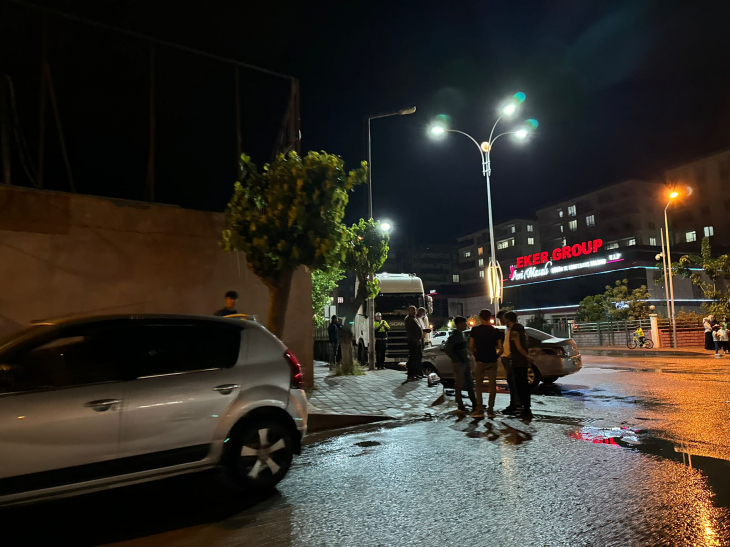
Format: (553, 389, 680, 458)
(0, 315, 308, 506)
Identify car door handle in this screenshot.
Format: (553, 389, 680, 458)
(85, 399, 122, 411)
(213, 384, 240, 394)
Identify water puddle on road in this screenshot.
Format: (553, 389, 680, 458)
(569, 425, 730, 510)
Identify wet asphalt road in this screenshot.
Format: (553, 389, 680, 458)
(4, 355, 730, 546)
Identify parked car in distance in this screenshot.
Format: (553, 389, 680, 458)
(0, 314, 308, 506)
(421, 326, 581, 389)
(430, 330, 450, 345)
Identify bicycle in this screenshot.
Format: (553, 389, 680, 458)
(627, 335, 654, 349)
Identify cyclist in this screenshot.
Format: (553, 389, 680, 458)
(634, 327, 645, 347)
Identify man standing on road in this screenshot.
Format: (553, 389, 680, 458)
(405, 306, 423, 380)
(445, 316, 477, 413)
(328, 315, 341, 365)
(503, 312, 533, 419)
(214, 291, 239, 316)
(469, 309, 503, 418)
(500, 311, 521, 415)
(374, 312, 390, 369)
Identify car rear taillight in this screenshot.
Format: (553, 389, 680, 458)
(543, 346, 566, 356)
(284, 349, 304, 389)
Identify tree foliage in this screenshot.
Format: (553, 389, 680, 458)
(311, 267, 345, 328)
(675, 236, 730, 318)
(221, 151, 366, 336)
(575, 280, 651, 322)
(526, 310, 553, 334)
(337, 219, 390, 373)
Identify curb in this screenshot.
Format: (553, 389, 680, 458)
(307, 413, 394, 433)
(581, 349, 707, 358)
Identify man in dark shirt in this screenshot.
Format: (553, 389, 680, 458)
(445, 316, 477, 412)
(214, 291, 239, 316)
(405, 306, 423, 380)
(469, 309, 504, 418)
(504, 311, 534, 419)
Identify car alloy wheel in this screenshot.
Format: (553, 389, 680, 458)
(228, 419, 294, 491)
(527, 364, 542, 389)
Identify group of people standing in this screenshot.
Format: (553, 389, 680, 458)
(704, 315, 730, 357)
(444, 310, 534, 420)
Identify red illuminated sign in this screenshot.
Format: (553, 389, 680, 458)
(515, 239, 603, 269)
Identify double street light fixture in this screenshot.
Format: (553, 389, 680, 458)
(430, 93, 537, 314)
(366, 107, 415, 370)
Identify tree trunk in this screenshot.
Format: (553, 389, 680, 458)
(267, 269, 293, 338)
(337, 279, 369, 374)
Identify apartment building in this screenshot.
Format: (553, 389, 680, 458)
(455, 219, 539, 285)
(664, 149, 730, 246)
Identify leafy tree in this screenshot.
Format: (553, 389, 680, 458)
(526, 310, 553, 334)
(675, 237, 730, 318)
(575, 280, 651, 322)
(338, 219, 390, 373)
(221, 151, 366, 336)
(311, 267, 345, 328)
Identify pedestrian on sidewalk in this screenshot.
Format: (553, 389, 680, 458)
(712, 325, 722, 358)
(704, 316, 716, 351)
(374, 312, 390, 369)
(213, 290, 239, 316)
(328, 315, 341, 364)
(445, 316, 477, 413)
(500, 313, 521, 415)
(405, 306, 423, 380)
(469, 309, 503, 418)
(503, 312, 534, 419)
(416, 307, 432, 348)
(717, 323, 730, 355)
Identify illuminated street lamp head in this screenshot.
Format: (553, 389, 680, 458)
(380, 221, 392, 233)
(502, 103, 517, 116)
(430, 125, 445, 135)
(514, 129, 528, 140)
(669, 191, 679, 199)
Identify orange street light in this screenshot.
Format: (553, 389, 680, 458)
(669, 191, 679, 199)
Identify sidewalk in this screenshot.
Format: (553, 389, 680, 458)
(307, 361, 444, 419)
(580, 346, 708, 357)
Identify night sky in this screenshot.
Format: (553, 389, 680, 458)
(3, 0, 730, 246)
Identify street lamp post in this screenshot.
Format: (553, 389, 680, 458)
(664, 191, 679, 348)
(367, 106, 416, 370)
(430, 94, 535, 314)
(658, 228, 672, 344)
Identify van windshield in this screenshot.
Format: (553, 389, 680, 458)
(375, 294, 424, 315)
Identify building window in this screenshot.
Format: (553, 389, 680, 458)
(452, 274, 460, 283)
(606, 242, 619, 250)
(560, 225, 564, 233)
(648, 222, 656, 230)
(527, 237, 534, 245)
(686, 231, 697, 243)
(568, 205, 577, 217)
(478, 258, 484, 267)
(627, 238, 636, 246)
(479, 270, 485, 279)
(557, 209, 564, 218)
(527, 224, 534, 232)
(569, 220, 578, 232)
(586, 215, 595, 227)
(561, 237, 567, 247)
(649, 237, 657, 246)
(510, 225, 516, 233)
(478, 247, 484, 256)
(463, 251, 471, 258)
(497, 240, 509, 250)
(704, 226, 714, 237)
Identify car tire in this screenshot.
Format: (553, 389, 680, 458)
(226, 417, 294, 492)
(541, 376, 559, 384)
(422, 362, 437, 376)
(527, 364, 542, 391)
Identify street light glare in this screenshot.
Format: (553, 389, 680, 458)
(669, 191, 679, 199)
(502, 103, 517, 116)
(515, 129, 528, 140)
(430, 125, 445, 135)
(380, 221, 392, 233)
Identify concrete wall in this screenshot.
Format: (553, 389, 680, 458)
(0, 187, 313, 385)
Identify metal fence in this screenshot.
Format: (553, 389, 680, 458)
(571, 319, 653, 347)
